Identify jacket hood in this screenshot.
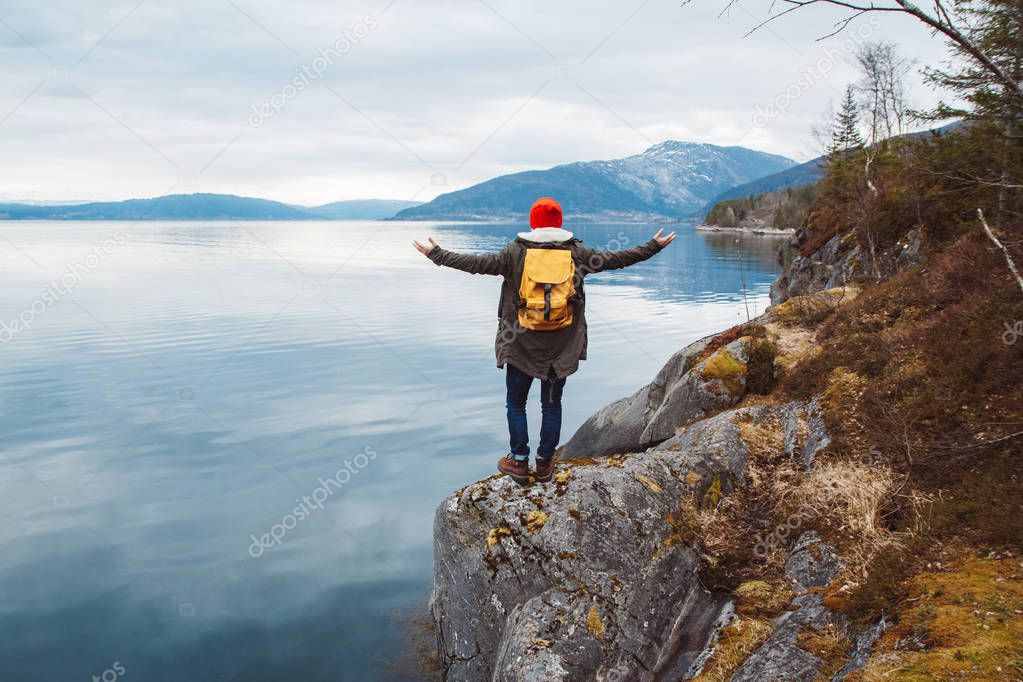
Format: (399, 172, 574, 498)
(517, 227, 574, 243)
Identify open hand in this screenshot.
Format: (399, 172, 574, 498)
(653, 228, 677, 248)
(412, 237, 438, 255)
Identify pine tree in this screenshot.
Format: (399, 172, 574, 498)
(923, 0, 1023, 126)
(828, 86, 865, 156)
(922, 0, 1023, 224)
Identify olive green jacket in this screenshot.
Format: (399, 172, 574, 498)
(427, 229, 664, 379)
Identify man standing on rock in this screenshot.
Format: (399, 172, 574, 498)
(413, 197, 675, 485)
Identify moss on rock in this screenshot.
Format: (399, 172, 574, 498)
(733, 580, 794, 618)
(523, 511, 548, 534)
(486, 526, 512, 550)
(586, 605, 605, 640)
(700, 347, 748, 396)
(854, 557, 1023, 681)
(691, 616, 773, 681)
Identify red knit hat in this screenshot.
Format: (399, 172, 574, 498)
(529, 197, 562, 229)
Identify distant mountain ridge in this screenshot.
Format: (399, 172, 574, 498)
(0, 194, 422, 221)
(393, 141, 797, 223)
(0, 141, 801, 222)
(309, 199, 422, 219)
(699, 156, 827, 216)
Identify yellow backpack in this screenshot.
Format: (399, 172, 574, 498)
(518, 248, 576, 331)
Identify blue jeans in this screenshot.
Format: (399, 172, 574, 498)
(506, 364, 566, 462)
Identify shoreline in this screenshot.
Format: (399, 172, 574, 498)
(695, 224, 795, 236)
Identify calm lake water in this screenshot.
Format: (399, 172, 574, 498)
(0, 220, 784, 681)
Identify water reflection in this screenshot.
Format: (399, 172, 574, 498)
(0, 221, 781, 680)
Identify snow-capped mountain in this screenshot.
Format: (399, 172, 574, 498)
(393, 141, 797, 222)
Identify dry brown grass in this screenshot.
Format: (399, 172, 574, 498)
(764, 321, 821, 372)
(768, 286, 857, 327)
(795, 622, 852, 679)
(690, 397, 913, 596)
(736, 415, 786, 465)
(693, 497, 752, 576)
(691, 130, 1023, 675)
(772, 229, 1023, 626)
(693, 228, 1023, 638)
(770, 458, 901, 577)
(733, 580, 794, 617)
(691, 616, 773, 682)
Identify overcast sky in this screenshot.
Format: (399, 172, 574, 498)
(0, 0, 951, 205)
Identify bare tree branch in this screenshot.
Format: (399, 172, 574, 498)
(978, 208, 1023, 294)
(742, 0, 1023, 104)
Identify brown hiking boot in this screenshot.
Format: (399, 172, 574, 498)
(535, 457, 555, 483)
(497, 454, 530, 485)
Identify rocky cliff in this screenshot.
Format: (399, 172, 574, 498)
(769, 226, 925, 305)
(429, 285, 883, 681)
(430, 216, 1023, 680)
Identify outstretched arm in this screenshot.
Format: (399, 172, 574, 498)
(413, 237, 509, 276)
(577, 229, 676, 274)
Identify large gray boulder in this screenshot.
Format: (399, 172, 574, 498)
(430, 406, 762, 681)
(641, 336, 755, 445)
(556, 385, 651, 462)
(561, 335, 759, 460)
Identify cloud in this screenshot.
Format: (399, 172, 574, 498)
(0, 0, 950, 204)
